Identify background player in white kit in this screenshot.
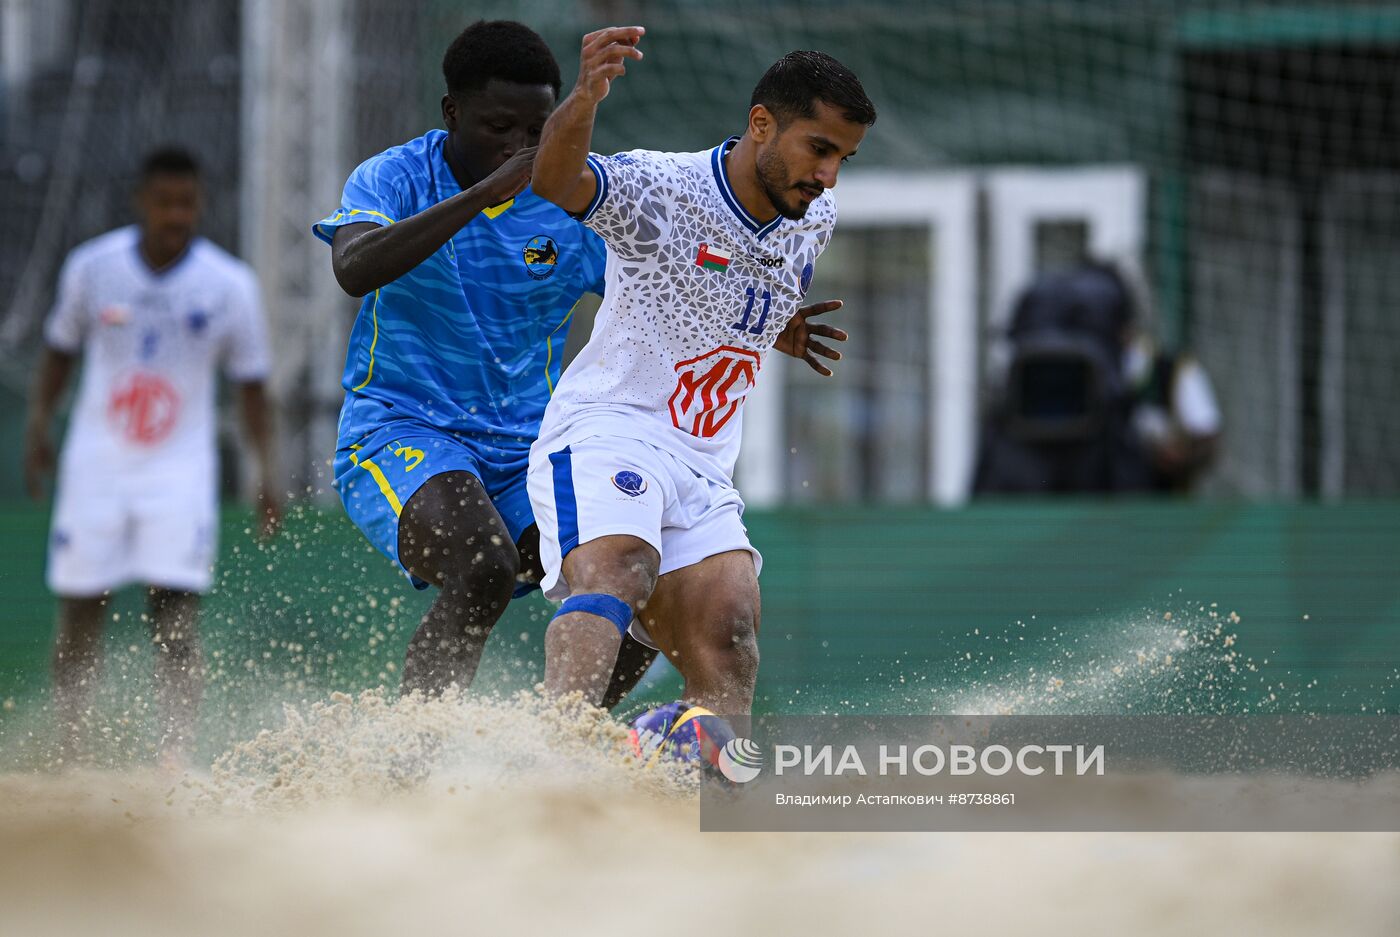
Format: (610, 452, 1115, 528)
(529, 28, 876, 717)
(23, 148, 279, 765)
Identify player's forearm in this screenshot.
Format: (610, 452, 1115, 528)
(535, 26, 644, 213)
(25, 347, 75, 430)
(331, 188, 502, 297)
(532, 91, 601, 213)
(237, 381, 277, 484)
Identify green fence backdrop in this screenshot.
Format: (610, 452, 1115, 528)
(2, 500, 1396, 762)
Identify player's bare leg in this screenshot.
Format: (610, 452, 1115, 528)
(544, 535, 659, 704)
(602, 633, 660, 710)
(523, 524, 658, 708)
(51, 594, 109, 764)
(397, 471, 521, 696)
(147, 587, 203, 764)
(636, 551, 761, 716)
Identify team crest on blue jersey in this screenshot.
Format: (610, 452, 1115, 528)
(800, 262, 814, 295)
(612, 471, 647, 497)
(523, 236, 559, 280)
(187, 309, 209, 335)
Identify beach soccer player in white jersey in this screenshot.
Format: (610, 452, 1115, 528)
(24, 147, 279, 764)
(528, 27, 876, 719)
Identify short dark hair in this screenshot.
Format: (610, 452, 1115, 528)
(751, 51, 877, 128)
(140, 146, 200, 181)
(442, 20, 562, 98)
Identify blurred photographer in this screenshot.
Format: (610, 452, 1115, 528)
(974, 261, 1219, 495)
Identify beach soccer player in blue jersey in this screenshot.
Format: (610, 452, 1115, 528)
(312, 21, 659, 699)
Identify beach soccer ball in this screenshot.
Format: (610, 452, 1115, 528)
(628, 701, 736, 772)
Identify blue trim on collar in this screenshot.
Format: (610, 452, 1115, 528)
(710, 137, 784, 240)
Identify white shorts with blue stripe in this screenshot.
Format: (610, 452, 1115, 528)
(47, 469, 217, 596)
(526, 434, 761, 607)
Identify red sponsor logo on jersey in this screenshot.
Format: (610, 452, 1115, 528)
(668, 346, 761, 438)
(99, 304, 131, 326)
(107, 372, 180, 446)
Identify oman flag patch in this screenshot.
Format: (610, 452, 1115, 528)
(695, 243, 731, 272)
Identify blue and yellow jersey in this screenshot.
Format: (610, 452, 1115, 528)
(313, 129, 607, 447)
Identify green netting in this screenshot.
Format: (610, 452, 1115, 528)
(9, 1, 1400, 500)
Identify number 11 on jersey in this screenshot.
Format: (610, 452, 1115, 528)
(731, 286, 771, 336)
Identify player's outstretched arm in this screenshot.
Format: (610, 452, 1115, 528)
(532, 26, 644, 215)
(330, 146, 538, 298)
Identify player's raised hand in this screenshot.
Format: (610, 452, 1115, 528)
(576, 26, 645, 104)
(473, 146, 538, 207)
(775, 300, 847, 377)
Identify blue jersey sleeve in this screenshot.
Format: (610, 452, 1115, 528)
(580, 229, 607, 295)
(312, 152, 410, 245)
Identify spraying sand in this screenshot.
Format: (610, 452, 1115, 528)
(1, 689, 1397, 936)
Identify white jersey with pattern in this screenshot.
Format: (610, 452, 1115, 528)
(44, 226, 271, 491)
(534, 138, 836, 483)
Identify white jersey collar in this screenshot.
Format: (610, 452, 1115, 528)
(710, 137, 784, 241)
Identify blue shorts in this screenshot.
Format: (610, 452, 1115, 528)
(333, 420, 536, 593)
